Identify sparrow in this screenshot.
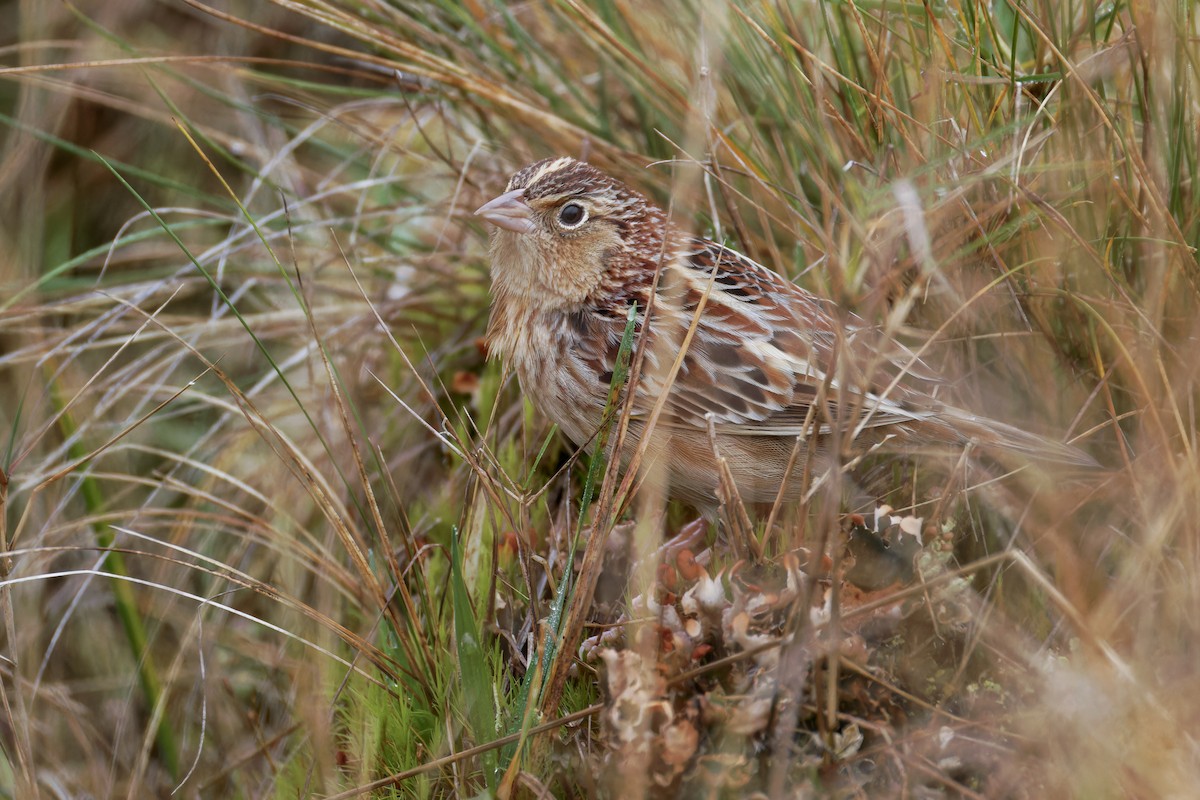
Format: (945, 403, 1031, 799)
(475, 157, 1092, 509)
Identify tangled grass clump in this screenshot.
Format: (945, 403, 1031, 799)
(1, 1, 1197, 797)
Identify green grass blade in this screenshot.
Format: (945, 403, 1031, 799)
(450, 526, 497, 788)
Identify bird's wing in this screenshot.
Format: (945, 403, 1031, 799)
(586, 238, 941, 437)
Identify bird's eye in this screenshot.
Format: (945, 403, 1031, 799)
(557, 201, 587, 229)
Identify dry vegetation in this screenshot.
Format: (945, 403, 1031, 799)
(1, 1, 1198, 797)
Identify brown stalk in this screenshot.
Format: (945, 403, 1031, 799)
(539, 183, 722, 717)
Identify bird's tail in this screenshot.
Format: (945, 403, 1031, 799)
(931, 407, 1098, 469)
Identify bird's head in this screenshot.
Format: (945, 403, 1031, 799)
(475, 157, 666, 309)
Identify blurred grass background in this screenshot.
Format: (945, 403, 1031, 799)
(1, 0, 1198, 797)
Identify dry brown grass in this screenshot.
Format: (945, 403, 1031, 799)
(1, 1, 1198, 797)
